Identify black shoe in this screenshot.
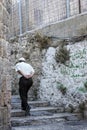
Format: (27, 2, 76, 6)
(25, 106, 31, 116)
(25, 110, 30, 116)
(22, 105, 31, 111)
(21, 106, 26, 111)
(21, 108, 26, 111)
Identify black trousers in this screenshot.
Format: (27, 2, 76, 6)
(19, 76, 33, 110)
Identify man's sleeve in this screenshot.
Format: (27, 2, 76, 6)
(30, 65, 35, 73)
(32, 67, 35, 73)
(15, 64, 21, 72)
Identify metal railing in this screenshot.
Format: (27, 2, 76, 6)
(11, 0, 87, 37)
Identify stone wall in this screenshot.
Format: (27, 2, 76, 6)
(10, 12, 87, 113)
(11, 0, 87, 36)
(0, 0, 11, 130)
(39, 41, 87, 112)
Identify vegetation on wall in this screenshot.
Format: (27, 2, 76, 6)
(35, 33, 51, 50)
(22, 51, 30, 60)
(55, 43, 70, 65)
(57, 82, 67, 95)
(84, 80, 87, 89)
(27, 33, 51, 50)
(79, 102, 85, 118)
(78, 81, 87, 93)
(9, 36, 19, 43)
(78, 87, 87, 93)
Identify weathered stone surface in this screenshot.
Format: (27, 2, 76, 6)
(0, 4, 3, 21)
(0, 1, 11, 40)
(1, 0, 87, 130)
(0, 107, 11, 130)
(10, 13, 87, 113)
(39, 40, 87, 111)
(11, 121, 87, 130)
(11, 95, 81, 129)
(11, 0, 87, 36)
(0, 0, 11, 129)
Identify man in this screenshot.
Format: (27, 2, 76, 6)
(15, 57, 35, 116)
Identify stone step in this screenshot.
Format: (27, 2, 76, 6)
(12, 122, 65, 130)
(11, 95, 29, 103)
(11, 120, 87, 130)
(11, 113, 80, 127)
(11, 101, 50, 109)
(12, 123, 63, 130)
(11, 107, 60, 117)
(11, 96, 82, 129)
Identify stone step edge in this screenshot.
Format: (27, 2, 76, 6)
(11, 106, 59, 113)
(11, 100, 50, 105)
(11, 100, 49, 104)
(11, 96, 43, 103)
(11, 113, 80, 121)
(12, 121, 65, 130)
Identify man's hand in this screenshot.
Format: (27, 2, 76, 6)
(24, 75, 32, 79)
(17, 70, 34, 79)
(24, 73, 34, 79)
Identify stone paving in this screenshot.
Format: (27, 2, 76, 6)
(12, 120, 87, 130)
(63, 120, 87, 130)
(12, 96, 87, 130)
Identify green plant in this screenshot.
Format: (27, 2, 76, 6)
(9, 36, 19, 43)
(78, 81, 87, 93)
(78, 87, 86, 93)
(77, 82, 87, 93)
(79, 102, 85, 118)
(57, 82, 67, 95)
(84, 81, 87, 89)
(33, 88, 38, 100)
(27, 33, 51, 50)
(55, 44, 70, 64)
(23, 51, 30, 59)
(34, 33, 51, 50)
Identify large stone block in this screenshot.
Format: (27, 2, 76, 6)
(3, 8, 10, 27)
(0, 0, 11, 129)
(0, 1, 11, 39)
(0, 22, 3, 34)
(38, 13, 87, 38)
(0, 3, 3, 22)
(0, 107, 11, 130)
(0, 39, 10, 58)
(0, 41, 3, 57)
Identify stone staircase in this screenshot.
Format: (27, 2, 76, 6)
(11, 95, 82, 130)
